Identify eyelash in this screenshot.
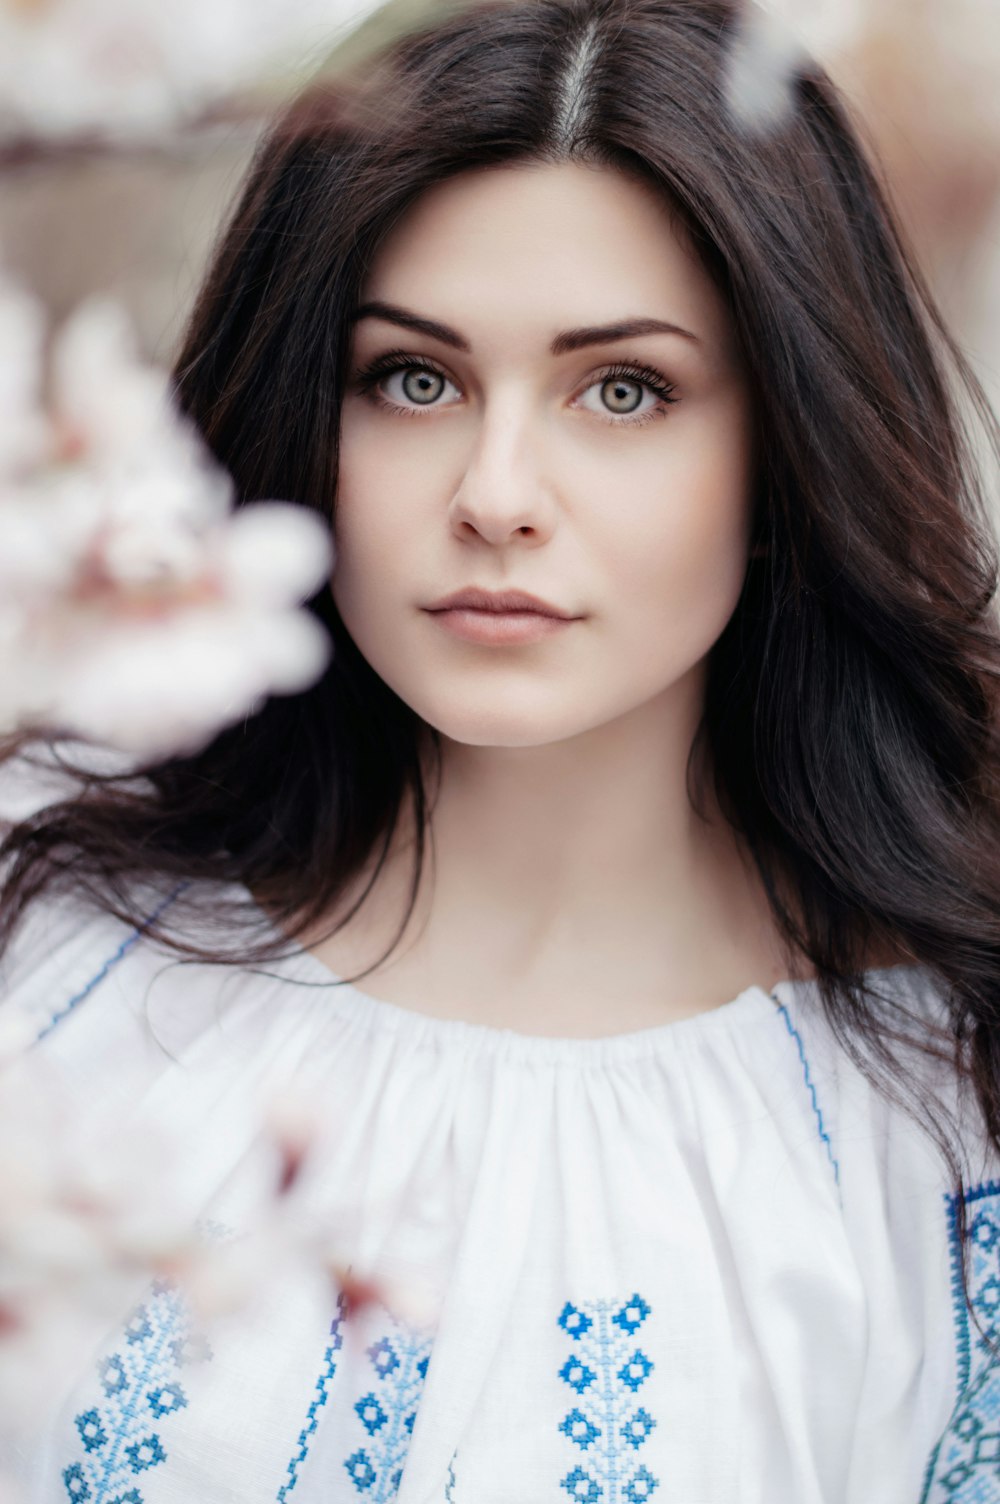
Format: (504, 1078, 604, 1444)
(351, 348, 679, 428)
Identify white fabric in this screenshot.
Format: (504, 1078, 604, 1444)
(0, 882, 994, 1504)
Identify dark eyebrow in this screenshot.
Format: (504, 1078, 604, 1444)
(352, 300, 699, 353)
(549, 317, 699, 354)
(353, 301, 471, 350)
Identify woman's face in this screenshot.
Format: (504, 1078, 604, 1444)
(334, 160, 755, 748)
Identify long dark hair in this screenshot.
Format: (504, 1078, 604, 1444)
(4, 0, 1000, 1286)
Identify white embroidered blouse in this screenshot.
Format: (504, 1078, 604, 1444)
(0, 867, 996, 1504)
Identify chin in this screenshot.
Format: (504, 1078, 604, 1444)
(442, 728, 568, 750)
(410, 691, 618, 750)
(430, 717, 574, 750)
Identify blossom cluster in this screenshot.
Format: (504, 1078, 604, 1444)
(0, 269, 334, 761)
(0, 1013, 418, 1472)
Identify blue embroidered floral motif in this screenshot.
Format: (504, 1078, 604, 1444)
(76, 1412, 108, 1453)
(276, 1292, 349, 1501)
(61, 1277, 211, 1504)
(342, 1310, 433, 1501)
(921, 1181, 1000, 1501)
(445, 1450, 458, 1502)
(276, 1295, 433, 1503)
(557, 1293, 660, 1503)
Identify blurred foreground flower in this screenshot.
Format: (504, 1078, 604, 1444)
(0, 270, 333, 760)
(0, 1017, 417, 1458)
(724, 0, 863, 129)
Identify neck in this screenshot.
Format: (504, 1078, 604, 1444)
(425, 692, 721, 937)
(291, 673, 800, 1028)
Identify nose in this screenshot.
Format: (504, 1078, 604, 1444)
(448, 393, 557, 547)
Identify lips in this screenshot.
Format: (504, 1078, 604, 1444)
(425, 587, 574, 619)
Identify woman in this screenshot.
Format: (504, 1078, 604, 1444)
(2, 0, 1000, 1497)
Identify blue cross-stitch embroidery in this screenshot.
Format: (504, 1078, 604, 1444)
(342, 1310, 433, 1500)
(276, 1291, 350, 1500)
(277, 1295, 433, 1502)
(921, 1181, 1000, 1501)
(61, 1276, 212, 1503)
(773, 1000, 840, 1188)
(556, 1292, 660, 1503)
(34, 882, 190, 1045)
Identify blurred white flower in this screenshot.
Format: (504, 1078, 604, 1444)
(0, 273, 334, 760)
(724, 0, 864, 130)
(0, 0, 375, 143)
(0, 1045, 402, 1448)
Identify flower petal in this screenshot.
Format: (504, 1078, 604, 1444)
(218, 502, 335, 605)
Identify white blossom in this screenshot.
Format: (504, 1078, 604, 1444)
(0, 1044, 406, 1450)
(723, 0, 864, 130)
(0, 275, 334, 760)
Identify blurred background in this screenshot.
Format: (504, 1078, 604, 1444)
(0, 1, 357, 365)
(0, 0, 998, 417)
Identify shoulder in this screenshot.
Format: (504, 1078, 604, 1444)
(775, 963, 995, 1192)
(0, 882, 175, 1051)
(0, 745, 257, 1049)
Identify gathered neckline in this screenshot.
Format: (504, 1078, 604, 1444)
(237, 885, 924, 1067)
(276, 944, 786, 1065)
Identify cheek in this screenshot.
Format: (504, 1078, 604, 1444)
(596, 410, 754, 659)
(331, 415, 439, 618)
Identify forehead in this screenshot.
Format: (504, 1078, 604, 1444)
(356, 160, 738, 362)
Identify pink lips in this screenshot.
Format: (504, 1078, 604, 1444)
(426, 587, 573, 617)
(424, 587, 580, 646)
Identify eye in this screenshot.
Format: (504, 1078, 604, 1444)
(353, 351, 462, 415)
(581, 376, 652, 418)
(575, 362, 678, 426)
(384, 365, 461, 408)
